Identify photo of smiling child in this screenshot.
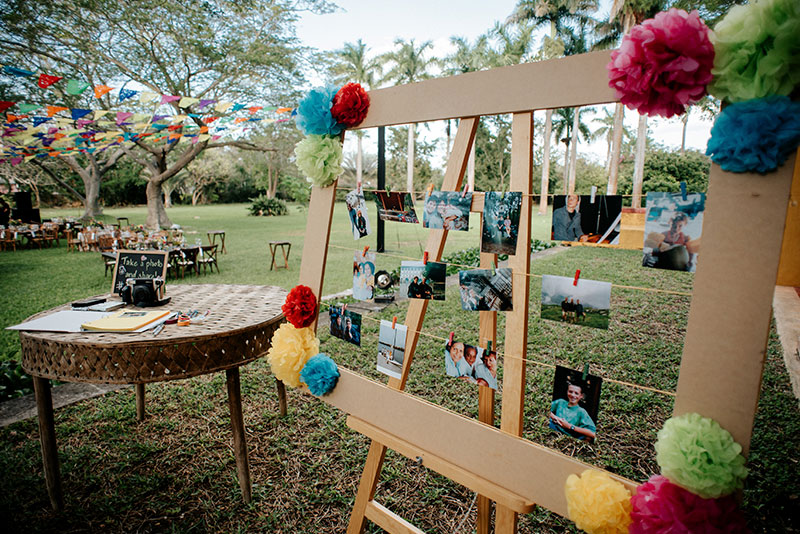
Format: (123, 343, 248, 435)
(548, 365, 602, 442)
(444, 337, 499, 390)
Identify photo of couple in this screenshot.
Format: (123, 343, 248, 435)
(540, 274, 612, 330)
(329, 305, 361, 347)
(398, 260, 446, 301)
(548, 365, 602, 442)
(345, 189, 371, 240)
(423, 190, 472, 232)
(353, 250, 375, 301)
(444, 337, 499, 390)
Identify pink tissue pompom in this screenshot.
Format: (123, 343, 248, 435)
(630, 475, 750, 534)
(607, 8, 714, 118)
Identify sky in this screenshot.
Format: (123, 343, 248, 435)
(295, 1, 713, 170)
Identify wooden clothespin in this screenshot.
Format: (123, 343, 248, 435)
(362, 245, 369, 258)
(342, 303, 347, 312)
(590, 186, 597, 204)
(582, 362, 590, 381)
(423, 251, 428, 265)
(392, 316, 397, 329)
(425, 183, 435, 198)
(357, 179, 362, 194)
(680, 181, 687, 201)
(573, 269, 581, 286)
(461, 182, 469, 198)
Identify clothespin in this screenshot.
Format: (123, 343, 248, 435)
(449, 332, 454, 344)
(486, 340, 492, 353)
(392, 316, 397, 329)
(573, 269, 581, 286)
(461, 182, 469, 198)
(342, 303, 347, 312)
(423, 251, 428, 264)
(362, 245, 369, 258)
(590, 186, 597, 204)
(582, 362, 590, 381)
(357, 179, 362, 194)
(680, 181, 687, 201)
(425, 183, 434, 198)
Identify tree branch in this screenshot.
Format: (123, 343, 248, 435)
(206, 141, 277, 152)
(32, 161, 86, 202)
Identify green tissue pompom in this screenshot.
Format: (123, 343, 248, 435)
(709, 0, 800, 102)
(294, 134, 343, 188)
(655, 413, 748, 498)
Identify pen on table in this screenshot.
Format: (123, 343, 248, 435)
(152, 322, 165, 336)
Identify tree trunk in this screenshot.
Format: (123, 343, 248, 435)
(568, 108, 580, 194)
(81, 170, 103, 219)
(406, 123, 415, 193)
(562, 142, 570, 195)
(145, 180, 172, 228)
(607, 103, 624, 195)
(445, 120, 452, 159)
(539, 109, 553, 215)
(163, 186, 173, 208)
(268, 167, 278, 199)
(632, 114, 648, 208)
(467, 139, 475, 192)
(680, 112, 689, 156)
(356, 134, 363, 184)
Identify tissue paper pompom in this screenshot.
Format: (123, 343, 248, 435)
(630, 475, 750, 534)
(300, 353, 340, 396)
(709, 0, 800, 102)
(706, 96, 800, 174)
(607, 8, 714, 118)
(282, 284, 317, 328)
(266, 323, 320, 387)
(331, 83, 370, 128)
(295, 85, 343, 136)
(294, 134, 343, 187)
(565, 469, 632, 534)
(655, 413, 748, 498)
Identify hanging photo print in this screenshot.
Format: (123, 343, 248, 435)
(458, 268, 513, 311)
(353, 250, 375, 301)
(551, 194, 622, 245)
(377, 319, 407, 379)
(422, 190, 472, 231)
(444, 337, 499, 390)
(643, 192, 705, 272)
(374, 191, 419, 224)
(398, 260, 446, 300)
(345, 188, 371, 239)
(329, 305, 362, 346)
(481, 191, 522, 255)
(548, 365, 602, 442)
(540, 274, 611, 330)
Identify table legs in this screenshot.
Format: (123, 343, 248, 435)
(33, 376, 63, 512)
(135, 384, 145, 421)
(225, 368, 251, 503)
(276, 379, 288, 416)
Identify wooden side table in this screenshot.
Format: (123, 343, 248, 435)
(207, 230, 226, 253)
(268, 241, 291, 270)
(18, 284, 288, 511)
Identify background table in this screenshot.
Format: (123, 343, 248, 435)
(18, 284, 288, 511)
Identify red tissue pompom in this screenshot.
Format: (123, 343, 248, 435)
(630, 475, 750, 534)
(331, 83, 370, 128)
(607, 8, 714, 118)
(282, 285, 318, 328)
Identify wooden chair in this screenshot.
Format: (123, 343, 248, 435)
(43, 225, 59, 247)
(102, 252, 117, 277)
(29, 226, 45, 249)
(197, 244, 219, 274)
(0, 229, 16, 252)
(65, 229, 79, 252)
(268, 241, 291, 270)
(97, 235, 115, 252)
(116, 217, 130, 228)
(174, 247, 199, 278)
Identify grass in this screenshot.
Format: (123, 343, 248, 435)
(0, 203, 798, 532)
(541, 304, 610, 330)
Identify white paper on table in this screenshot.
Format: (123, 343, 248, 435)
(6, 310, 113, 333)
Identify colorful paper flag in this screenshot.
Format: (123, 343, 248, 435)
(46, 106, 68, 117)
(94, 110, 111, 120)
(202, 116, 219, 124)
(116, 111, 133, 125)
(232, 103, 246, 112)
(118, 88, 139, 102)
(66, 79, 90, 95)
(247, 106, 262, 114)
(38, 74, 63, 89)
(276, 107, 293, 113)
(17, 103, 41, 114)
(199, 99, 216, 110)
(215, 101, 233, 112)
(178, 96, 199, 108)
(4, 66, 35, 77)
(94, 85, 114, 98)
(160, 95, 181, 105)
(71, 109, 93, 120)
(139, 91, 159, 103)
(0, 101, 15, 113)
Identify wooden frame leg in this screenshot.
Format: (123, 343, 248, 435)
(33, 376, 63, 512)
(226, 368, 252, 503)
(276, 379, 288, 416)
(347, 441, 389, 534)
(135, 383, 145, 421)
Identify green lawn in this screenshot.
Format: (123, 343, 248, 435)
(541, 303, 610, 330)
(0, 203, 798, 532)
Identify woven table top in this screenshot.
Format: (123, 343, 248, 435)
(19, 284, 288, 384)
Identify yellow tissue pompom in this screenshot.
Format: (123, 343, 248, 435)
(565, 469, 632, 534)
(266, 323, 320, 387)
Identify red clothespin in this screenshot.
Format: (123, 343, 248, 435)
(449, 332, 454, 344)
(573, 269, 581, 286)
(362, 245, 369, 257)
(357, 179, 362, 194)
(392, 316, 397, 329)
(423, 251, 428, 264)
(461, 182, 469, 198)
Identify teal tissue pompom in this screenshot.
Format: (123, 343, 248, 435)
(300, 353, 340, 396)
(655, 413, 748, 498)
(295, 85, 342, 136)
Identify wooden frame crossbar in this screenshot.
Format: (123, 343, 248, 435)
(294, 50, 798, 533)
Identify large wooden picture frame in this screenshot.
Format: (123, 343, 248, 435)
(294, 50, 797, 533)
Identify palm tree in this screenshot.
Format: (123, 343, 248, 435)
(552, 107, 592, 193)
(381, 39, 434, 194)
(330, 39, 382, 186)
(592, 107, 632, 172)
(506, 0, 598, 213)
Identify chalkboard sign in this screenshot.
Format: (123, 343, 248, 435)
(111, 250, 169, 294)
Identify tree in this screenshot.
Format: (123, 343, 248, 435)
(617, 148, 710, 195)
(385, 126, 439, 192)
(329, 39, 382, 186)
(381, 39, 434, 194)
(552, 107, 592, 193)
(1, 0, 332, 227)
(592, 107, 633, 171)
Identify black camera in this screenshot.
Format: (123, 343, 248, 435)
(121, 278, 169, 307)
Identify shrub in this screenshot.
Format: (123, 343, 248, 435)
(0, 360, 33, 402)
(441, 240, 556, 275)
(249, 195, 288, 216)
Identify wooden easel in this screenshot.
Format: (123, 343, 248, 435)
(295, 50, 798, 533)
